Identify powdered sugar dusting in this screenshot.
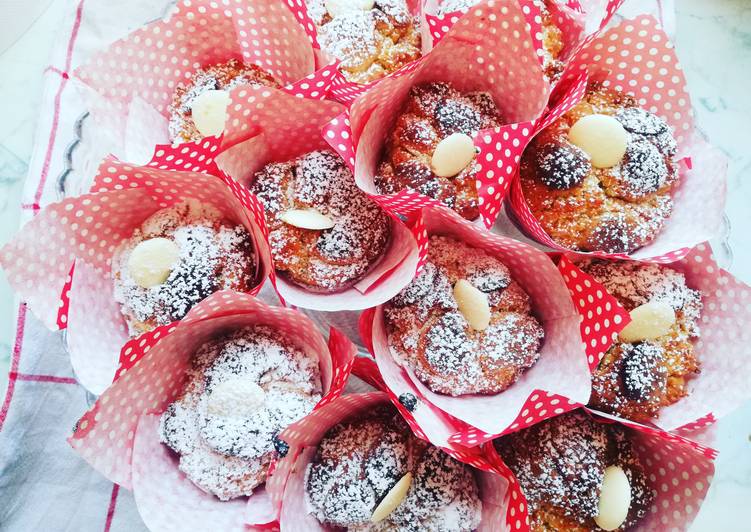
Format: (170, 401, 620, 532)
(250, 150, 390, 292)
(495, 411, 653, 530)
(159, 326, 322, 501)
(113, 201, 257, 336)
(582, 260, 703, 421)
(305, 406, 482, 531)
(168, 59, 278, 143)
(385, 236, 544, 396)
(307, 0, 421, 83)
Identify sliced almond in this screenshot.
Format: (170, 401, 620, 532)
(568, 114, 628, 169)
(127, 238, 180, 288)
(619, 300, 676, 343)
(371, 472, 412, 523)
(325, 0, 374, 17)
(594, 465, 632, 531)
(453, 279, 491, 331)
(280, 208, 335, 230)
(431, 133, 477, 178)
(191, 89, 231, 138)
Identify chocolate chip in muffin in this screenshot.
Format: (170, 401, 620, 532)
(620, 139, 669, 197)
(620, 342, 668, 401)
(536, 142, 591, 190)
(398, 392, 418, 412)
(616, 107, 678, 156)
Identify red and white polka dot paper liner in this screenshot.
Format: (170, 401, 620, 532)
(68, 292, 355, 495)
(217, 85, 343, 181)
(324, 1, 550, 227)
(363, 207, 591, 446)
(131, 414, 249, 532)
(277, 392, 506, 531)
(487, 407, 717, 532)
(557, 254, 631, 371)
(73, 0, 316, 156)
(509, 15, 728, 263)
(0, 155, 274, 393)
(211, 90, 422, 312)
(608, 243, 751, 432)
(55, 262, 75, 329)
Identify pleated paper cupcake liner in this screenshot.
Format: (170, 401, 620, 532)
(68, 292, 357, 531)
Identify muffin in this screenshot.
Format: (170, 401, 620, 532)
(306, 0, 421, 84)
(520, 82, 679, 253)
(437, 0, 564, 80)
(159, 326, 322, 501)
(374, 82, 503, 220)
(250, 149, 391, 293)
(581, 260, 702, 423)
(112, 200, 258, 336)
(494, 411, 654, 531)
(383, 235, 544, 396)
(305, 405, 483, 531)
(168, 59, 279, 143)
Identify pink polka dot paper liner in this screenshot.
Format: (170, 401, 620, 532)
(213, 87, 422, 312)
(72, 0, 328, 161)
(361, 206, 591, 447)
(423, 0, 589, 64)
(569, 243, 751, 433)
(68, 291, 357, 529)
(0, 155, 273, 394)
(486, 407, 716, 532)
(324, 0, 553, 229)
(276, 392, 508, 532)
(508, 15, 729, 263)
(557, 253, 631, 371)
(283, 0, 424, 104)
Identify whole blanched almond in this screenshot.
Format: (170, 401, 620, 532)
(619, 300, 676, 343)
(568, 114, 628, 169)
(280, 208, 335, 230)
(431, 133, 476, 178)
(207, 380, 266, 418)
(371, 472, 412, 523)
(127, 237, 180, 288)
(594, 465, 632, 531)
(453, 279, 491, 331)
(325, 0, 374, 17)
(191, 89, 230, 138)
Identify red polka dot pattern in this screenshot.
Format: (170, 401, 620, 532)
(508, 16, 728, 262)
(73, 0, 316, 153)
(586, 242, 751, 432)
(363, 206, 591, 447)
(0, 156, 274, 393)
(557, 254, 631, 371)
(56, 261, 75, 329)
(675, 413, 716, 435)
(488, 407, 717, 532)
(450, 391, 582, 447)
(324, 0, 550, 228)
(283, 0, 422, 104)
(277, 392, 506, 530)
(68, 291, 355, 496)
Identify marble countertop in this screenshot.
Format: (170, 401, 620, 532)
(0, 0, 748, 528)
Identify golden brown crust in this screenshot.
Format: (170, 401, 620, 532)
(581, 261, 702, 423)
(250, 150, 391, 292)
(375, 82, 503, 221)
(495, 411, 654, 531)
(168, 59, 279, 143)
(384, 236, 544, 395)
(520, 83, 679, 254)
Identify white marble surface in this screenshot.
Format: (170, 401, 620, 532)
(0, 0, 748, 529)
